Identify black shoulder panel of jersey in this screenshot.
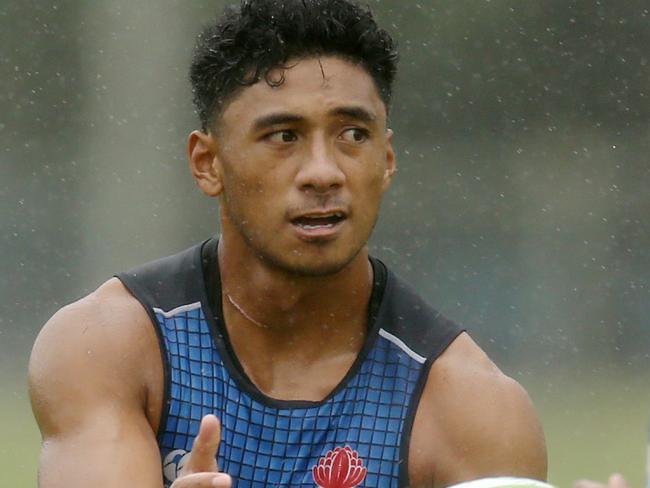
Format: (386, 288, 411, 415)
(376, 265, 465, 362)
(114, 240, 211, 442)
(115, 240, 207, 313)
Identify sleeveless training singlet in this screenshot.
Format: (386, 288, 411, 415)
(117, 237, 463, 488)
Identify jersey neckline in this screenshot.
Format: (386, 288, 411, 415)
(197, 236, 389, 410)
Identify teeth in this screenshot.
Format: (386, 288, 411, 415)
(301, 223, 333, 230)
(302, 212, 343, 219)
(292, 211, 345, 231)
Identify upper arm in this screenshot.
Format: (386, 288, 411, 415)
(450, 374, 547, 481)
(409, 333, 547, 488)
(29, 280, 164, 488)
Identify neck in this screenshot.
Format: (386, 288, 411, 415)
(218, 235, 373, 338)
(216, 225, 375, 400)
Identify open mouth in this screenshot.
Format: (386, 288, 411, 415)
(291, 212, 347, 231)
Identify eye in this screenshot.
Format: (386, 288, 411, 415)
(339, 128, 369, 144)
(266, 130, 297, 144)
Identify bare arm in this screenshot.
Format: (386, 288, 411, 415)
(410, 333, 548, 488)
(29, 279, 164, 487)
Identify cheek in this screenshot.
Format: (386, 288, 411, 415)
(349, 177, 385, 221)
(360, 165, 389, 213)
(353, 163, 387, 196)
(235, 177, 265, 198)
(222, 159, 266, 198)
(222, 147, 291, 196)
(222, 169, 287, 224)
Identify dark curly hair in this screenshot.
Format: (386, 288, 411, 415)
(189, 0, 398, 132)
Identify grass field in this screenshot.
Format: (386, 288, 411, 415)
(1, 376, 40, 487)
(530, 374, 650, 488)
(2, 373, 647, 487)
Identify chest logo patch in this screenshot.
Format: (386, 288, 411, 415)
(162, 449, 190, 483)
(312, 446, 368, 488)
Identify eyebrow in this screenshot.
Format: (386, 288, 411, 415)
(252, 105, 377, 132)
(328, 106, 377, 123)
(252, 113, 305, 132)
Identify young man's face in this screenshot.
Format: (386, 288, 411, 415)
(210, 56, 395, 276)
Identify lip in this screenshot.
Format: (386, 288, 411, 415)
(288, 208, 348, 220)
(289, 208, 348, 241)
(291, 219, 346, 241)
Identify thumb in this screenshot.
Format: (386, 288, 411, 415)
(182, 414, 222, 474)
(608, 474, 629, 488)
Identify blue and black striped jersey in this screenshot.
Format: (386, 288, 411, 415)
(117, 237, 463, 487)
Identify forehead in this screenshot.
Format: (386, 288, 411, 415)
(220, 56, 386, 128)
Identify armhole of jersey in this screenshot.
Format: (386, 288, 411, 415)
(374, 267, 466, 488)
(114, 274, 172, 441)
(398, 327, 465, 488)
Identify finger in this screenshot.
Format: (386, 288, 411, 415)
(183, 415, 222, 474)
(171, 472, 232, 488)
(574, 480, 607, 488)
(608, 474, 629, 488)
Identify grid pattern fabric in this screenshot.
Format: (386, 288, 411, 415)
(156, 305, 424, 488)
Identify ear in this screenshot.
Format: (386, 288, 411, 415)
(382, 128, 397, 191)
(188, 130, 223, 197)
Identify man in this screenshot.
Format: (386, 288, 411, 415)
(28, 1, 547, 487)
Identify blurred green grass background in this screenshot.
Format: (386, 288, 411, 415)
(2, 374, 647, 487)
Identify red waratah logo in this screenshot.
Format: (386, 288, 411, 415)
(312, 446, 367, 488)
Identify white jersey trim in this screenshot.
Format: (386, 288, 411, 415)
(378, 328, 427, 364)
(153, 301, 202, 318)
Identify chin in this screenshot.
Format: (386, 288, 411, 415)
(262, 242, 364, 278)
(285, 260, 352, 277)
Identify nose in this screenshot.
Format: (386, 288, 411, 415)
(294, 137, 346, 193)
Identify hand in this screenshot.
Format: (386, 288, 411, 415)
(170, 415, 232, 488)
(574, 473, 630, 488)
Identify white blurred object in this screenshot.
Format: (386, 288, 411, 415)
(448, 477, 556, 488)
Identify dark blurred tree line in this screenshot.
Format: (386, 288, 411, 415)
(1, 1, 648, 378)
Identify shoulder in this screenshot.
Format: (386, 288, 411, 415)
(409, 333, 547, 487)
(29, 278, 162, 434)
(30, 278, 155, 373)
(377, 266, 463, 361)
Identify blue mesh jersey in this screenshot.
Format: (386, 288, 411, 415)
(117, 237, 463, 488)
